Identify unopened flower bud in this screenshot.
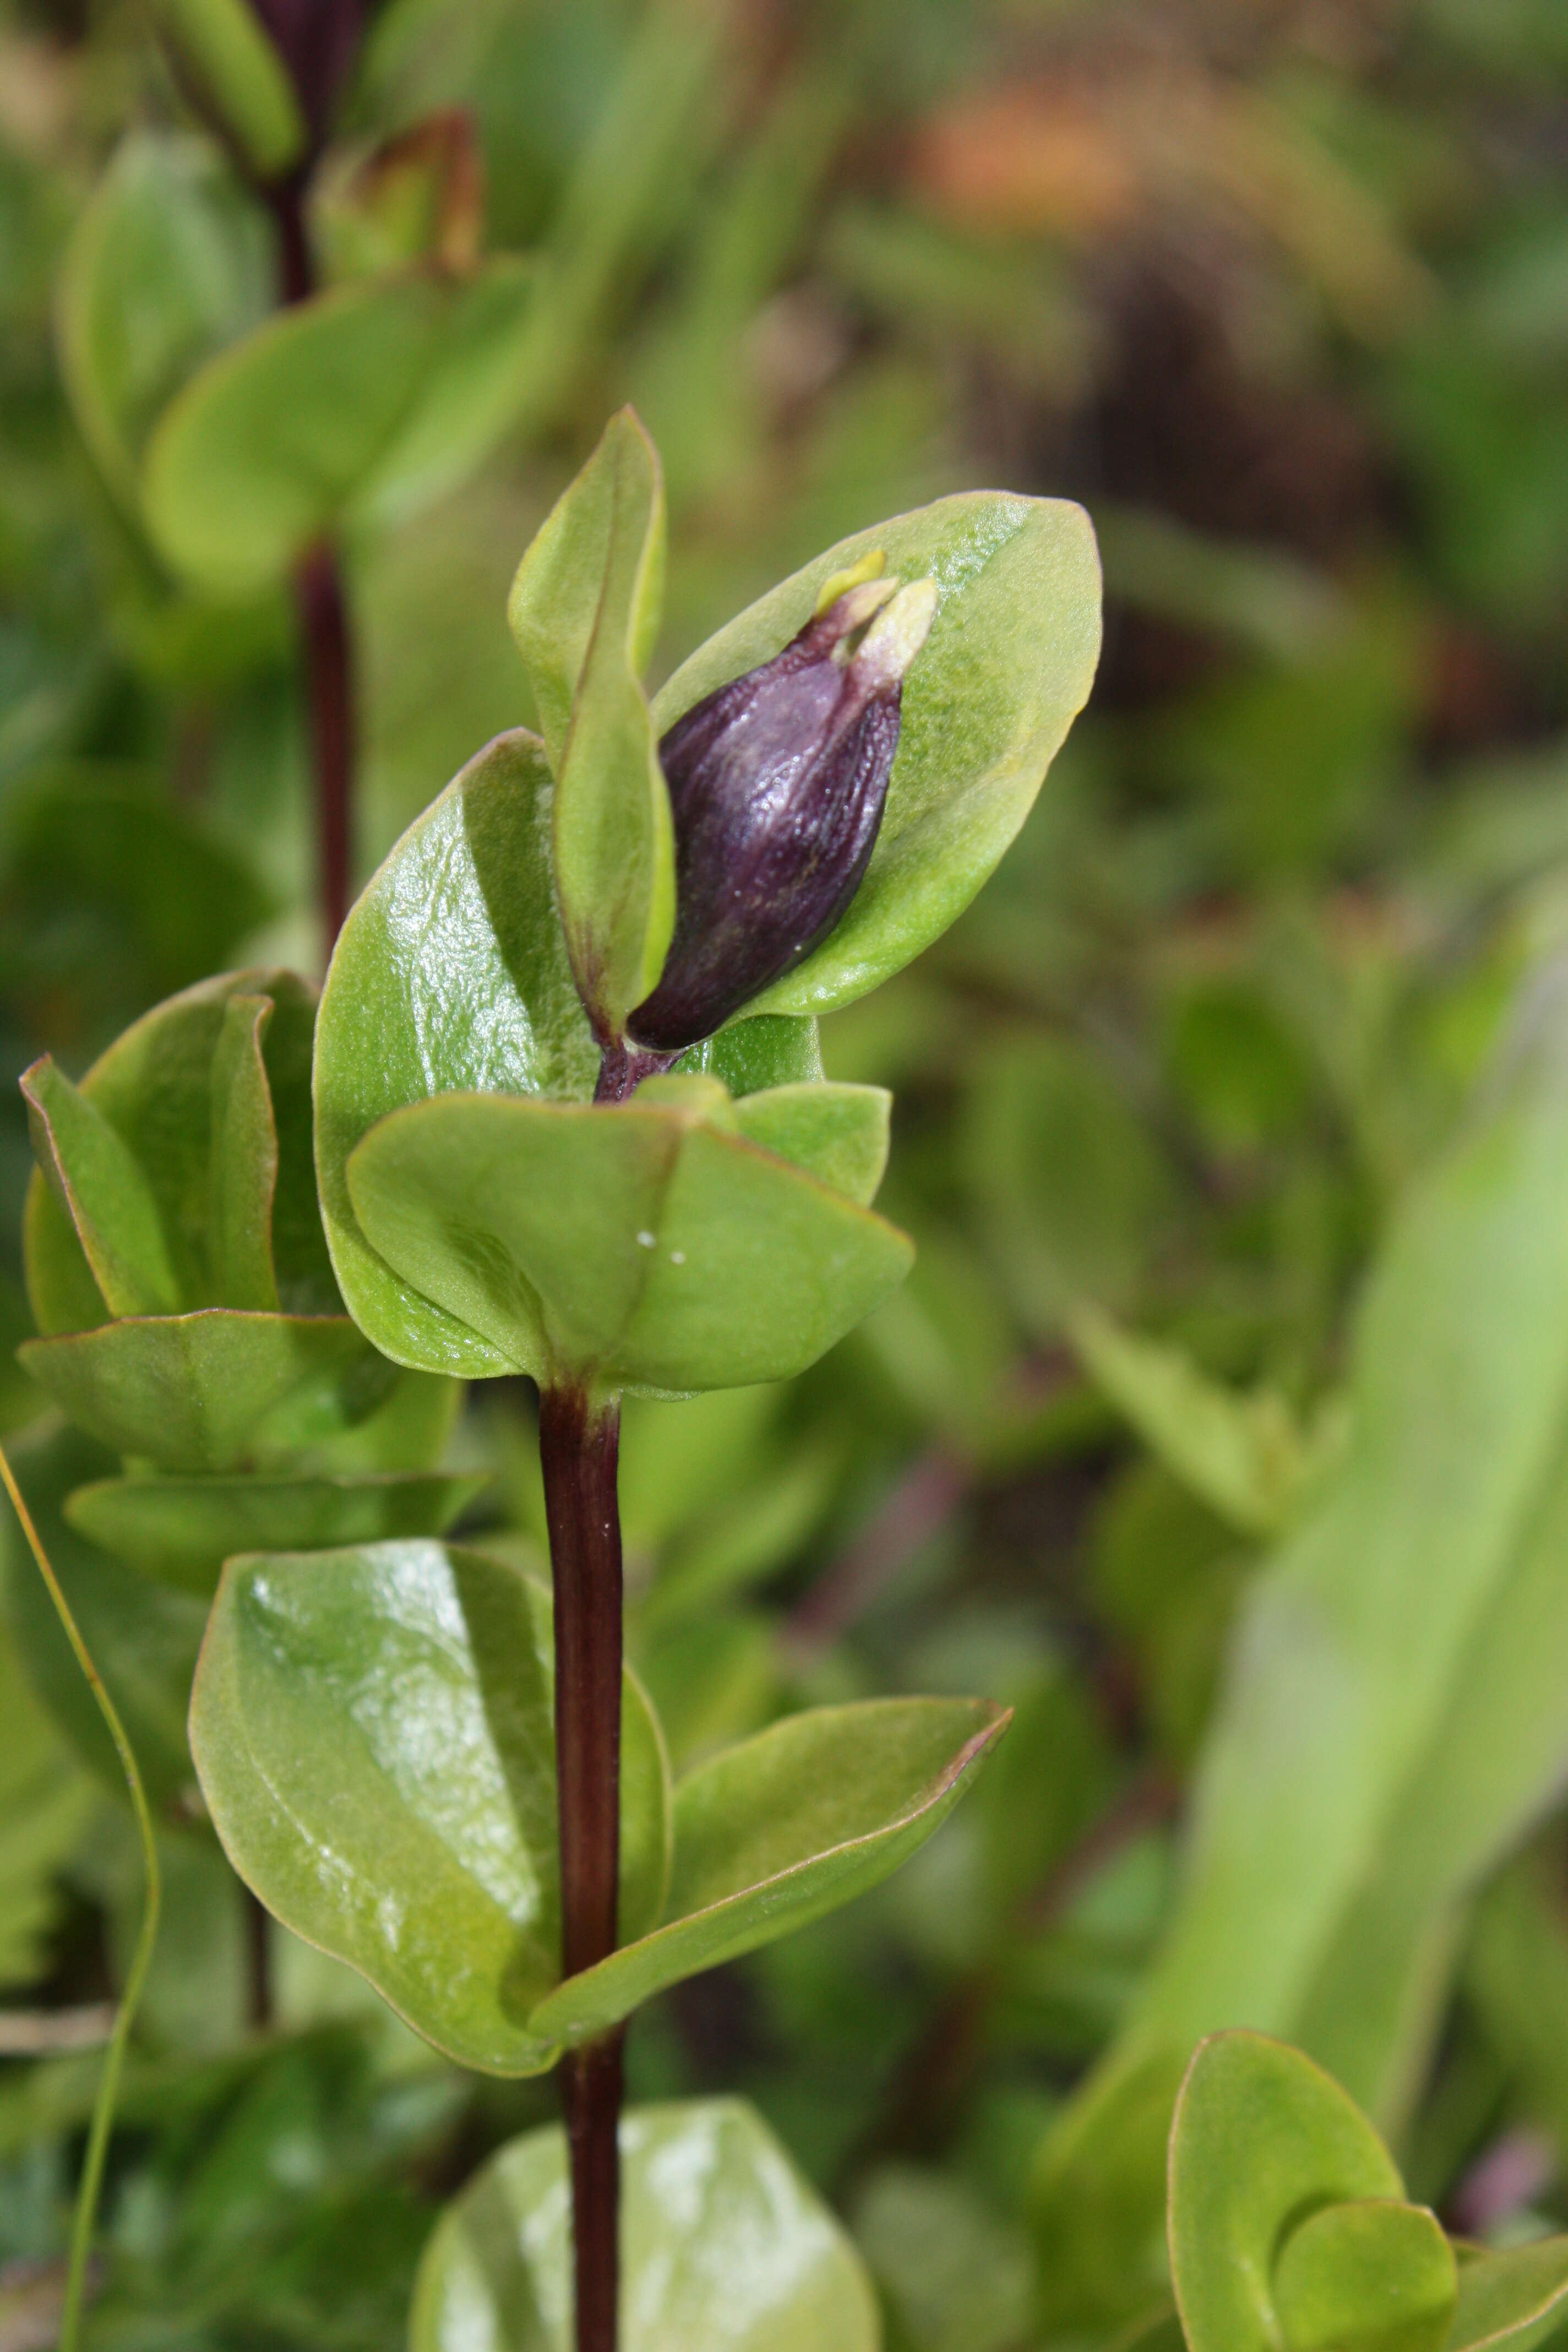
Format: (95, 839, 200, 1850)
(628, 567, 938, 1053)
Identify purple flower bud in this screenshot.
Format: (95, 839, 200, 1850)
(627, 570, 937, 1054)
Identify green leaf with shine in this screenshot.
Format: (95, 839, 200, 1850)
(313, 731, 821, 1378)
(64, 1470, 486, 1594)
(18, 1312, 379, 1473)
(1273, 2202, 1455, 2352)
(190, 1540, 672, 2075)
(410, 2097, 879, 2351)
(528, 1696, 1006, 2046)
(1168, 2033, 1404, 2352)
(652, 490, 1102, 1020)
(344, 1085, 913, 1393)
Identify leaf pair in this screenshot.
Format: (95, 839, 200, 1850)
(1169, 2034, 1568, 2352)
(190, 1537, 1008, 2073)
(343, 1073, 910, 1394)
(17, 972, 469, 1604)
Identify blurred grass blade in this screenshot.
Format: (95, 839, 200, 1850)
(0, 1436, 161, 2352)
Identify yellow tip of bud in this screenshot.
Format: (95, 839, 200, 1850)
(814, 547, 888, 617)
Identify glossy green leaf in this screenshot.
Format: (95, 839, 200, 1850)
(22, 1055, 180, 1319)
(64, 1470, 485, 1594)
(18, 1312, 380, 1474)
(22, 968, 334, 1333)
(1272, 2202, 1455, 2352)
(507, 409, 673, 1034)
(528, 1696, 1006, 2046)
(1168, 2034, 1403, 2352)
(344, 1084, 913, 1393)
(208, 993, 280, 1312)
(155, 0, 305, 179)
(313, 730, 821, 1375)
(651, 490, 1101, 1019)
(190, 1541, 672, 2074)
(55, 131, 272, 509)
(410, 2097, 879, 2351)
(1447, 2238, 1568, 2352)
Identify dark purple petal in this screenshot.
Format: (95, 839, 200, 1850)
(626, 578, 933, 1053)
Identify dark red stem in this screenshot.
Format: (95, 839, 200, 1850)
(539, 1384, 625, 2352)
(267, 175, 355, 955)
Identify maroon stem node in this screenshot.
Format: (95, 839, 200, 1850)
(539, 1384, 625, 2352)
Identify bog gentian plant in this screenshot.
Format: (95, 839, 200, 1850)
(32, 407, 1096, 2351)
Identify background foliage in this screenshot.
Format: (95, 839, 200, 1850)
(5, 0, 1568, 2343)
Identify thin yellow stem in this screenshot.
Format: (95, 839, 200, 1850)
(0, 1436, 161, 2351)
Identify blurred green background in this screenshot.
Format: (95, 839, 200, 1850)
(7, 0, 1568, 2344)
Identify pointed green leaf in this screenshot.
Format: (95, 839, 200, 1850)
(509, 410, 672, 1033)
(314, 732, 824, 1375)
(527, 1697, 1006, 2046)
(1447, 2238, 1568, 2352)
(18, 1311, 380, 1473)
(64, 1470, 486, 1594)
(154, 0, 306, 180)
(507, 406, 665, 771)
(22, 968, 333, 1332)
(190, 1541, 672, 2074)
(652, 490, 1101, 1018)
(22, 1055, 181, 1320)
(56, 130, 273, 510)
(729, 1082, 891, 1206)
(344, 1086, 913, 1394)
(208, 993, 280, 1312)
(410, 2098, 878, 2351)
(1273, 2202, 1455, 2352)
(1168, 2033, 1404, 2352)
